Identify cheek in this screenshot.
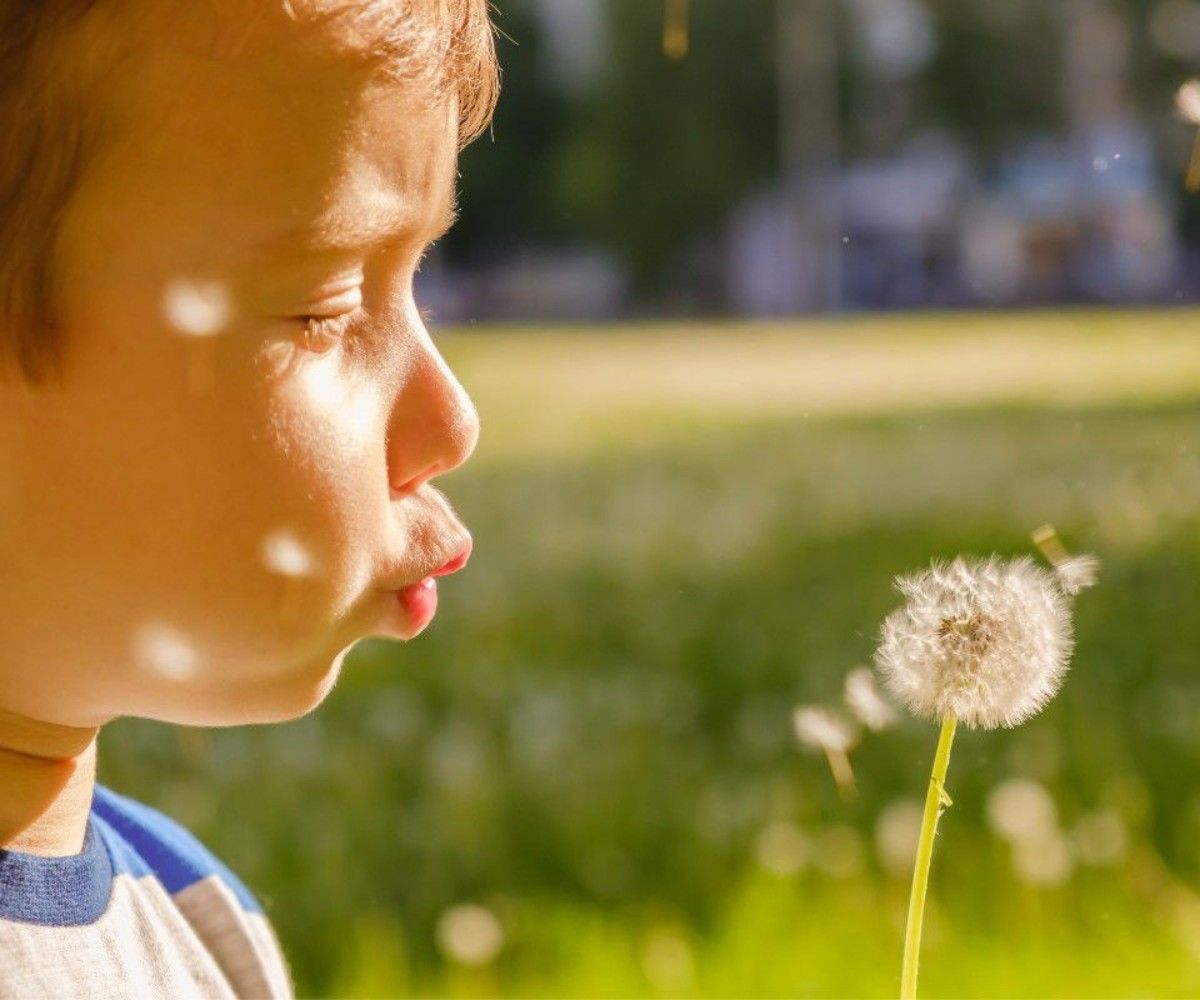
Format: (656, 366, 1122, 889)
(3, 333, 391, 719)
(248, 349, 396, 622)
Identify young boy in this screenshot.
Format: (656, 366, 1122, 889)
(0, 0, 498, 995)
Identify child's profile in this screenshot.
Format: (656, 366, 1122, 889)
(0, 2, 499, 994)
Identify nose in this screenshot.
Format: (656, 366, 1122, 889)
(386, 336, 480, 495)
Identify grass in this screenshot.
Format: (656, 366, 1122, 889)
(100, 309, 1200, 997)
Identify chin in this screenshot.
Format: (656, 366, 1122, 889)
(145, 642, 357, 727)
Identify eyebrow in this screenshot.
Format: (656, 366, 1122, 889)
(258, 187, 460, 259)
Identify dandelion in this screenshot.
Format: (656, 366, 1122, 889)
(874, 547, 1096, 999)
(792, 705, 860, 800)
(844, 666, 898, 731)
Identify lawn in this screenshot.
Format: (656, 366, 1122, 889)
(102, 309, 1200, 997)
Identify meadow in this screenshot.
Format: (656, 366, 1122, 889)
(101, 309, 1200, 997)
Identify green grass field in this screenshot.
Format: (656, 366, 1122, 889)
(102, 309, 1200, 997)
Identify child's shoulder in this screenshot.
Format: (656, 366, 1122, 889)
(90, 783, 262, 912)
(0, 785, 293, 998)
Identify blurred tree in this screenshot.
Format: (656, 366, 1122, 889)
(922, 0, 1062, 153)
(448, 2, 574, 263)
(552, 0, 779, 303)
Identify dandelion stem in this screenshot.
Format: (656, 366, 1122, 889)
(900, 715, 957, 1000)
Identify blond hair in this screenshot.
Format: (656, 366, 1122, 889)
(0, 0, 499, 386)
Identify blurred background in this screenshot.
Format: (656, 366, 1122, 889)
(104, 2, 1200, 996)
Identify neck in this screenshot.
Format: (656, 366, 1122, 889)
(0, 707, 98, 856)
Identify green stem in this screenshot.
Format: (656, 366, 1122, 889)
(900, 715, 957, 1000)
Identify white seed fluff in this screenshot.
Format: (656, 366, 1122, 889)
(843, 666, 898, 731)
(1054, 554, 1100, 596)
(874, 555, 1077, 729)
(792, 705, 859, 753)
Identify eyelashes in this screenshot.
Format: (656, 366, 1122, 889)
(301, 307, 362, 351)
(298, 302, 438, 353)
(296, 245, 443, 351)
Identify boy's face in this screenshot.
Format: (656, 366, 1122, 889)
(0, 8, 479, 727)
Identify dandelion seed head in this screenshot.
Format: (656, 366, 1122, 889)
(844, 667, 898, 731)
(1055, 554, 1100, 596)
(792, 705, 859, 753)
(874, 556, 1076, 729)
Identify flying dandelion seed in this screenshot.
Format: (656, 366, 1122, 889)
(663, 0, 688, 59)
(132, 622, 201, 680)
(844, 666, 898, 731)
(792, 705, 860, 800)
(1054, 554, 1100, 596)
(875, 546, 1097, 999)
(1175, 79, 1200, 192)
(163, 278, 232, 395)
(435, 904, 503, 967)
(1030, 524, 1101, 596)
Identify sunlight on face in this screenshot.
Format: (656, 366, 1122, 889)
(296, 351, 381, 439)
(261, 529, 320, 578)
(161, 278, 233, 337)
(131, 621, 202, 680)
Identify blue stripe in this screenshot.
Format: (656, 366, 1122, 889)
(91, 784, 261, 912)
(0, 815, 112, 926)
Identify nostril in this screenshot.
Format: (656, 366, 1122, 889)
(391, 461, 445, 495)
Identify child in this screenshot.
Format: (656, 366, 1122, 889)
(0, 0, 498, 994)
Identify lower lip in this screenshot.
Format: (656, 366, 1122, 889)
(396, 576, 439, 635)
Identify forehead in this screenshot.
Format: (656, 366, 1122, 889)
(87, 2, 459, 268)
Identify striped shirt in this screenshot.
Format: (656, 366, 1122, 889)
(0, 784, 292, 998)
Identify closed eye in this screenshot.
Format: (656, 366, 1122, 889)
(300, 306, 362, 350)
